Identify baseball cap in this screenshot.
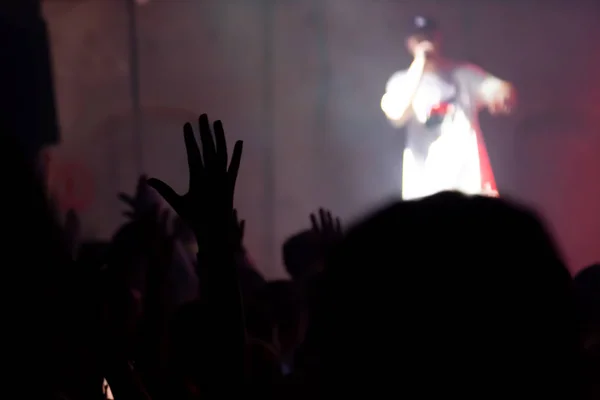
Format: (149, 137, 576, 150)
(407, 15, 440, 37)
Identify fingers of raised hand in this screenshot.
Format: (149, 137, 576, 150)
(147, 178, 182, 214)
(136, 174, 149, 193)
(319, 208, 333, 228)
(228, 140, 243, 188)
(186, 115, 243, 189)
(213, 120, 228, 170)
(184, 122, 203, 185)
(118, 192, 136, 208)
(311, 208, 343, 235)
(334, 217, 342, 234)
(198, 114, 217, 168)
(309, 212, 319, 232)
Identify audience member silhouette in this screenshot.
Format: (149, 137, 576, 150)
(304, 192, 581, 397)
(575, 263, 600, 399)
(0, 105, 594, 400)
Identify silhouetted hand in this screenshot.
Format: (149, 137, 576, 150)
(310, 208, 343, 245)
(309, 209, 343, 275)
(147, 114, 243, 250)
(147, 115, 246, 389)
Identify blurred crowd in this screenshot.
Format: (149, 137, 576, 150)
(0, 113, 598, 400)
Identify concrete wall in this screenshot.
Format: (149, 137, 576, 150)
(43, 0, 600, 277)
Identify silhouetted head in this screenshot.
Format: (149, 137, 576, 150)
(575, 263, 600, 353)
(305, 192, 579, 396)
(282, 230, 323, 281)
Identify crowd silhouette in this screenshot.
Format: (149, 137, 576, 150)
(1, 108, 598, 399)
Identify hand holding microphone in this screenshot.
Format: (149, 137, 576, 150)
(414, 40, 435, 60)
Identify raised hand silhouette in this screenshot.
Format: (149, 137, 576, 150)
(147, 114, 243, 250)
(310, 208, 343, 245)
(146, 114, 246, 389)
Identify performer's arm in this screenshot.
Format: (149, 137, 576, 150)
(464, 65, 516, 114)
(480, 76, 516, 114)
(381, 45, 430, 127)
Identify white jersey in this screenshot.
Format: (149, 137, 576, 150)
(384, 62, 499, 199)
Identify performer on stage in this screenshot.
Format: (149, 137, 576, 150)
(381, 16, 516, 200)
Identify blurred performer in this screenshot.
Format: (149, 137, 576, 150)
(381, 16, 516, 199)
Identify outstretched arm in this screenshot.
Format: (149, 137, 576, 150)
(480, 75, 517, 115)
(463, 64, 516, 115)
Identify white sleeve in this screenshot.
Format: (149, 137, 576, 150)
(457, 64, 502, 109)
(381, 71, 409, 119)
(385, 70, 408, 94)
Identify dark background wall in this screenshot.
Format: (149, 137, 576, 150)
(42, 0, 600, 278)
